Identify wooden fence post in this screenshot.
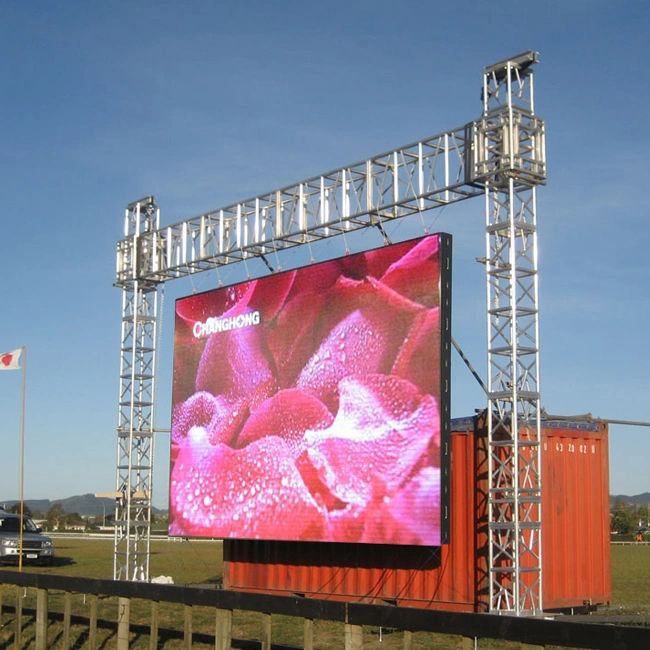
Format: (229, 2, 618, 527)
(304, 618, 314, 650)
(261, 613, 271, 650)
(88, 594, 98, 650)
(117, 596, 130, 650)
(14, 588, 22, 650)
(150, 600, 159, 650)
(215, 608, 232, 650)
(345, 623, 363, 650)
(403, 629, 413, 650)
(184, 604, 193, 649)
(62, 592, 72, 650)
(35, 587, 48, 650)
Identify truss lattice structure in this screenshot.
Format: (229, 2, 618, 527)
(116, 133, 481, 288)
(113, 199, 160, 581)
(477, 53, 546, 614)
(113, 53, 546, 614)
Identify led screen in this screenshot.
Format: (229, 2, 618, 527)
(169, 232, 451, 545)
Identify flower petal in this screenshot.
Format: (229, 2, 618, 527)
(236, 388, 333, 452)
(301, 374, 439, 509)
(391, 307, 441, 397)
(196, 324, 278, 410)
(266, 290, 328, 389)
(169, 436, 325, 540)
(296, 278, 422, 411)
(380, 236, 441, 308)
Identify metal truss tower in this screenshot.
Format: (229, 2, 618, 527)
(113, 53, 546, 614)
(113, 198, 160, 580)
(477, 53, 546, 614)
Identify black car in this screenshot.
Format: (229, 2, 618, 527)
(0, 509, 54, 565)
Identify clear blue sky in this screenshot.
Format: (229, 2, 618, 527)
(1, 1, 648, 509)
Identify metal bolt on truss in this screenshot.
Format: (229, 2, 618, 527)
(113, 52, 546, 615)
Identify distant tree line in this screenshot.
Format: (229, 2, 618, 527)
(4, 501, 86, 530)
(610, 498, 648, 535)
(4, 501, 164, 530)
(7, 499, 643, 536)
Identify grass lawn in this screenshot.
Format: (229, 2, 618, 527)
(38, 536, 225, 585)
(610, 543, 650, 610)
(1, 538, 648, 649)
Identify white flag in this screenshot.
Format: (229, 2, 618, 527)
(0, 349, 22, 370)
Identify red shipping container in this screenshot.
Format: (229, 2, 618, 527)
(224, 415, 610, 612)
(541, 419, 611, 610)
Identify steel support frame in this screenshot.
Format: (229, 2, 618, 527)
(478, 53, 546, 614)
(114, 198, 159, 581)
(113, 54, 546, 613)
(115, 129, 480, 287)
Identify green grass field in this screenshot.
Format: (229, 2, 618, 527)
(610, 544, 650, 610)
(1, 539, 648, 649)
(42, 536, 225, 585)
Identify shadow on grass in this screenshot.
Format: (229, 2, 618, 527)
(71, 626, 118, 650)
(184, 575, 223, 588)
(0, 555, 74, 570)
(49, 555, 76, 567)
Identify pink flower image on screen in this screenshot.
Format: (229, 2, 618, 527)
(169, 234, 445, 545)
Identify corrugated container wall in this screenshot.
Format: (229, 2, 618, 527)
(541, 419, 611, 610)
(224, 415, 611, 612)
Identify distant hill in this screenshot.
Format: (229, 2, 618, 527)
(1, 493, 165, 517)
(610, 492, 650, 507)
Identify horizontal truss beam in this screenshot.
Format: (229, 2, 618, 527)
(116, 125, 482, 287)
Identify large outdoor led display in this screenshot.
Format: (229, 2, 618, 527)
(169, 232, 452, 546)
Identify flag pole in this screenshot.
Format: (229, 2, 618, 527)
(19, 346, 26, 571)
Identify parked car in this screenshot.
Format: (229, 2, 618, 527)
(0, 509, 54, 565)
